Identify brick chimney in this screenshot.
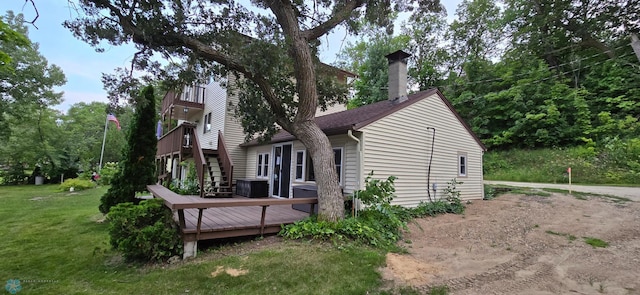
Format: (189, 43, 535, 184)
(385, 50, 411, 103)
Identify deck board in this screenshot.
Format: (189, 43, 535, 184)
(148, 184, 316, 242)
(178, 205, 308, 234)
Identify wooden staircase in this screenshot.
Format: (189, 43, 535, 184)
(200, 131, 234, 198)
(203, 150, 233, 197)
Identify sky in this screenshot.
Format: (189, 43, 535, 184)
(4, 1, 462, 113)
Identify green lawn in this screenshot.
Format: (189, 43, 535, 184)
(0, 185, 386, 294)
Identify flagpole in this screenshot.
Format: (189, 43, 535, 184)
(99, 115, 109, 170)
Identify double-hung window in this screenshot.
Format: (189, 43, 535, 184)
(256, 153, 269, 178)
(295, 150, 305, 181)
(458, 153, 467, 177)
(302, 147, 343, 184)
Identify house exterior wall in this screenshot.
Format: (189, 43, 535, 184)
(196, 81, 227, 149)
(359, 93, 484, 206)
(243, 134, 359, 198)
(315, 103, 347, 117)
(223, 75, 248, 184)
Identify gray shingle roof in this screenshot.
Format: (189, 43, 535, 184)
(242, 88, 486, 151)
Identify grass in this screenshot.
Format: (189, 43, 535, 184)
(545, 230, 577, 241)
(584, 237, 609, 248)
(487, 185, 552, 198)
(0, 185, 386, 294)
(483, 146, 640, 185)
(541, 188, 632, 203)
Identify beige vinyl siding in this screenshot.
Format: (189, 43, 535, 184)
(290, 134, 358, 195)
(223, 75, 248, 184)
(360, 93, 484, 206)
(315, 103, 347, 117)
(197, 82, 227, 149)
(244, 145, 272, 179)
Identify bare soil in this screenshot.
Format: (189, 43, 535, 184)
(381, 192, 640, 294)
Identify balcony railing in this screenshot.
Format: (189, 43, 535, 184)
(157, 123, 196, 156)
(161, 86, 205, 114)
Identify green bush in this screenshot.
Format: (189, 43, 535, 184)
(281, 174, 465, 250)
(58, 178, 96, 191)
(483, 139, 640, 185)
(168, 161, 200, 195)
(98, 162, 119, 185)
(107, 198, 183, 262)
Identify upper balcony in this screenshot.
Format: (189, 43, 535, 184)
(161, 85, 206, 114)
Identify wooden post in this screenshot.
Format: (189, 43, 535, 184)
(196, 208, 203, 240)
(260, 205, 269, 236)
(177, 209, 186, 230)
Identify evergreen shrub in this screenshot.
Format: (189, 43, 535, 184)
(107, 198, 183, 262)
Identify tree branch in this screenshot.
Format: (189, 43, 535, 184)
(302, 0, 364, 40)
(90, 0, 291, 128)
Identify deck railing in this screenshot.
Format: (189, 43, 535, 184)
(217, 130, 234, 188)
(157, 123, 196, 156)
(160, 86, 205, 114)
(191, 129, 207, 198)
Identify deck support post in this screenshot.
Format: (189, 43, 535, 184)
(183, 240, 197, 259)
(260, 205, 269, 235)
(196, 208, 204, 240)
(177, 209, 186, 229)
(309, 204, 315, 216)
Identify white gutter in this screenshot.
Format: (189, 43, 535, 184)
(347, 130, 363, 214)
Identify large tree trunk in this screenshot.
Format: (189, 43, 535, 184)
(269, 2, 345, 222)
(291, 121, 345, 222)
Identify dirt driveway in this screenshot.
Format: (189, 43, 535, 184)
(381, 192, 640, 294)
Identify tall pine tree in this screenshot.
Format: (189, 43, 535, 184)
(100, 85, 157, 214)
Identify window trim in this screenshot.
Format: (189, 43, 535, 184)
(294, 150, 306, 181)
(303, 147, 343, 185)
(333, 147, 343, 185)
(458, 152, 468, 177)
(203, 112, 212, 134)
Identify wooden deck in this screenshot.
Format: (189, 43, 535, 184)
(179, 205, 310, 241)
(147, 184, 317, 257)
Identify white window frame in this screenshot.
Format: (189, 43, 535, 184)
(256, 153, 270, 178)
(333, 147, 343, 184)
(203, 112, 212, 133)
(458, 153, 468, 177)
(294, 150, 306, 181)
(303, 147, 343, 185)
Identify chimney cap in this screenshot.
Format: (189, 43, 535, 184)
(385, 50, 411, 63)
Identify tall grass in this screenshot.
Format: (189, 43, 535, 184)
(484, 139, 640, 185)
(0, 185, 386, 294)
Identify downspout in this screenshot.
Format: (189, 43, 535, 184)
(347, 130, 362, 217)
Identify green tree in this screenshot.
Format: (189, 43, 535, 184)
(66, 0, 442, 222)
(402, 9, 449, 90)
(0, 17, 29, 70)
(0, 11, 65, 140)
(100, 86, 157, 213)
(62, 102, 131, 170)
(337, 31, 410, 108)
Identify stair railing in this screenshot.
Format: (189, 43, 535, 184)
(191, 127, 207, 198)
(217, 130, 234, 190)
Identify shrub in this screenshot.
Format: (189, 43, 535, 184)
(281, 174, 465, 250)
(168, 161, 200, 195)
(98, 162, 119, 185)
(107, 198, 183, 262)
(58, 178, 96, 191)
